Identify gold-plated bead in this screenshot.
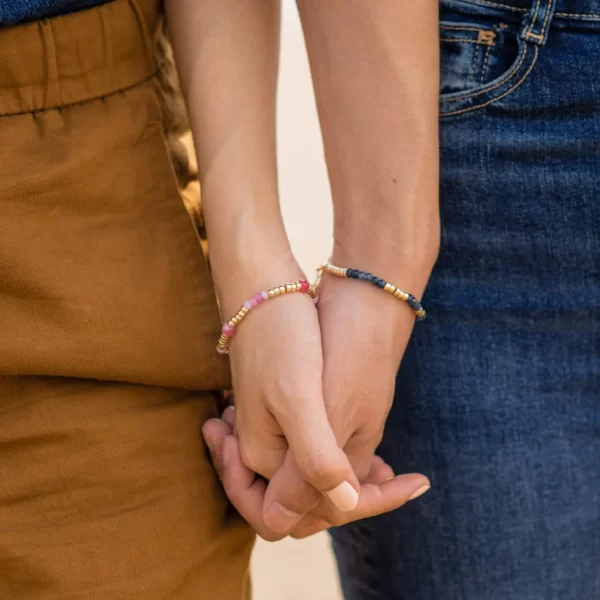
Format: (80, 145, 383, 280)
(228, 320, 236, 328)
(388, 285, 397, 294)
(268, 289, 276, 298)
(384, 283, 392, 293)
(342, 268, 348, 277)
(279, 286, 286, 295)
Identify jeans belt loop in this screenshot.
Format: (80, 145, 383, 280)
(521, 0, 557, 46)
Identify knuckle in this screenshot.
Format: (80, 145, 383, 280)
(298, 451, 338, 485)
(239, 441, 263, 474)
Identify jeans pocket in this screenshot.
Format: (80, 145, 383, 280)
(440, 19, 538, 117)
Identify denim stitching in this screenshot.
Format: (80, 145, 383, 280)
(455, 0, 599, 19)
(441, 37, 492, 44)
(480, 44, 492, 83)
(556, 12, 600, 18)
(440, 24, 492, 32)
(538, 0, 554, 40)
(526, 0, 542, 37)
(441, 44, 538, 116)
(459, 0, 526, 12)
(441, 42, 528, 102)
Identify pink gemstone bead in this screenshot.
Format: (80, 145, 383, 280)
(299, 280, 310, 293)
(243, 300, 252, 310)
(250, 297, 259, 307)
(260, 290, 269, 300)
(222, 323, 236, 337)
(253, 293, 264, 304)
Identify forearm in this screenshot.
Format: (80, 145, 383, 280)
(166, 0, 299, 316)
(297, 0, 440, 292)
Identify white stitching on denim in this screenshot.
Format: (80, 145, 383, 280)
(555, 12, 600, 18)
(454, 0, 600, 19)
(440, 24, 495, 32)
(458, 0, 526, 12)
(440, 37, 493, 44)
(442, 42, 528, 102)
(441, 45, 538, 117)
(539, 0, 554, 39)
(480, 44, 492, 83)
(526, 0, 542, 37)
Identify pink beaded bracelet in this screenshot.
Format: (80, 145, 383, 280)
(216, 280, 318, 355)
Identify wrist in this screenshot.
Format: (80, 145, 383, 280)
(210, 237, 305, 319)
(331, 225, 439, 298)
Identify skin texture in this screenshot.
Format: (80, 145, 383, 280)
(166, 0, 440, 539)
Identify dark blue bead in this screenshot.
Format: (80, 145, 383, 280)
(377, 279, 386, 289)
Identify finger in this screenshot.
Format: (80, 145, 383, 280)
(367, 455, 395, 484)
(289, 455, 397, 539)
(349, 473, 430, 521)
(220, 435, 285, 542)
(276, 398, 360, 513)
(203, 421, 284, 541)
(222, 405, 236, 429)
(262, 451, 321, 534)
(202, 417, 231, 478)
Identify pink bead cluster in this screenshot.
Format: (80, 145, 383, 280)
(216, 279, 315, 355)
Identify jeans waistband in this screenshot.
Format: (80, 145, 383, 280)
(458, 0, 600, 20)
(0, 0, 160, 116)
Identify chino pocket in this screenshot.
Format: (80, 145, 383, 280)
(440, 21, 538, 117)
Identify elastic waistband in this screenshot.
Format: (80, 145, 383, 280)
(458, 0, 600, 20)
(0, 0, 160, 116)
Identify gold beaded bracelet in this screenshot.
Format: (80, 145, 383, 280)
(216, 279, 318, 355)
(317, 262, 426, 321)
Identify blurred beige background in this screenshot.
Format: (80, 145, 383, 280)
(250, 3, 344, 599)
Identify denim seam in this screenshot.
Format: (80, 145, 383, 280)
(455, 0, 600, 19)
(481, 44, 492, 82)
(441, 37, 493, 44)
(555, 11, 600, 18)
(525, 0, 542, 37)
(441, 42, 528, 102)
(440, 24, 494, 31)
(524, 0, 554, 41)
(440, 44, 538, 116)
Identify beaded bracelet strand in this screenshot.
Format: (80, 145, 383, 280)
(318, 262, 427, 321)
(216, 280, 318, 355)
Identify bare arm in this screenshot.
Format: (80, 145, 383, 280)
(165, 0, 295, 316)
(167, 0, 435, 539)
(297, 0, 440, 287)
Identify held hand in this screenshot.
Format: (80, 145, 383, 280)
(317, 272, 420, 481)
(203, 410, 430, 541)
(225, 276, 361, 521)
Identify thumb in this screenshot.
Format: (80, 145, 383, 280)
(277, 400, 360, 512)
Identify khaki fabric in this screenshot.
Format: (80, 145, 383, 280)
(0, 0, 254, 597)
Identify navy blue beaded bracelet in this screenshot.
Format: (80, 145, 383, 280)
(318, 262, 426, 321)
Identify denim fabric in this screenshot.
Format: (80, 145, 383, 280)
(0, 0, 108, 25)
(332, 1, 600, 598)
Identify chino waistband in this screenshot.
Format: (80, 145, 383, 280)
(0, 0, 160, 116)
(458, 0, 600, 20)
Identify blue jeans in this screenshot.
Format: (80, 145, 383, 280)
(332, 1, 600, 598)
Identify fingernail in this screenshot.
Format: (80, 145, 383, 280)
(326, 481, 359, 512)
(264, 502, 303, 534)
(409, 484, 431, 501)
